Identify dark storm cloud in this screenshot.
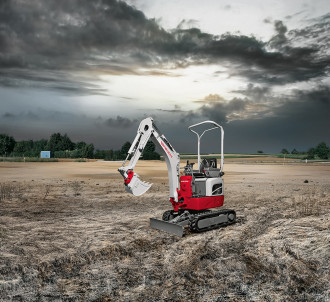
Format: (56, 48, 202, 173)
(190, 84, 276, 124)
(2, 112, 16, 119)
(287, 13, 330, 56)
(289, 13, 330, 39)
(181, 93, 250, 124)
(2, 111, 40, 120)
(1, 0, 329, 92)
(176, 19, 200, 29)
(157, 104, 184, 113)
(233, 84, 271, 102)
(104, 115, 138, 128)
(194, 94, 226, 103)
(157, 109, 184, 113)
(199, 98, 246, 123)
(0, 0, 168, 65)
(268, 20, 288, 48)
(167, 20, 329, 83)
(226, 86, 330, 152)
(198, 85, 329, 122)
(0, 109, 139, 149)
(174, 85, 330, 152)
(0, 69, 108, 95)
(0, 0, 171, 92)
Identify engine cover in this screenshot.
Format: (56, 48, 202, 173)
(173, 175, 224, 211)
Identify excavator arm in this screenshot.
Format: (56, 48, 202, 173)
(118, 117, 180, 201)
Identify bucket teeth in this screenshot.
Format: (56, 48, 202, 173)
(125, 173, 152, 196)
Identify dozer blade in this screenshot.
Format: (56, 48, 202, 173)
(150, 218, 184, 237)
(125, 173, 152, 196)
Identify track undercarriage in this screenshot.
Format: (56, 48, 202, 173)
(150, 209, 236, 237)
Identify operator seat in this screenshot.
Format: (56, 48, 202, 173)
(200, 158, 217, 171)
(200, 158, 221, 178)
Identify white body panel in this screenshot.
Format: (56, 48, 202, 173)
(194, 177, 224, 196)
(205, 178, 223, 196)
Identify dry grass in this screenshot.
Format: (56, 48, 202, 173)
(0, 162, 329, 301)
(0, 182, 16, 201)
(69, 180, 82, 196)
(43, 184, 51, 201)
(0, 182, 25, 202)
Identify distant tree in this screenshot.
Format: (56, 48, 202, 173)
(143, 151, 161, 160)
(143, 141, 160, 160)
(54, 150, 70, 158)
(113, 149, 123, 160)
(281, 148, 289, 154)
(104, 150, 114, 160)
(13, 140, 33, 155)
(61, 134, 74, 151)
(33, 139, 48, 153)
(315, 142, 329, 159)
(69, 141, 87, 158)
(291, 148, 298, 154)
(46, 133, 74, 152)
(46, 133, 62, 152)
(95, 149, 114, 160)
(69, 149, 83, 158)
(144, 141, 156, 153)
(75, 141, 87, 150)
(94, 149, 105, 159)
(120, 141, 131, 156)
(306, 148, 315, 160)
(0, 134, 16, 155)
(257, 150, 263, 154)
(82, 144, 94, 158)
(13, 141, 28, 154)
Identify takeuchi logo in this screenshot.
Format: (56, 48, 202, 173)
(161, 141, 173, 158)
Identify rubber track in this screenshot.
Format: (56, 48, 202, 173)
(189, 209, 236, 233)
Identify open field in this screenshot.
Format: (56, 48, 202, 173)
(0, 159, 329, 301)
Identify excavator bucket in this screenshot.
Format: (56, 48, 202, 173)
(125, 173, 152, 196)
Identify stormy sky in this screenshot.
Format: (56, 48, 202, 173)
(0, 0, 329, 153)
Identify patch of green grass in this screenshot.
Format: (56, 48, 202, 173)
(274, 153, 307, 159)
(160, 154, 268, 161)
(178, 155, 266, 160)
(26, 157, 58, 162)
(0, 157, 58, 162)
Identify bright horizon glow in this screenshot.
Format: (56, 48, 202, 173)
(99, 65, 242, 112)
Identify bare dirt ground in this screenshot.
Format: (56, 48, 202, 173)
(0, 160, 329, 301)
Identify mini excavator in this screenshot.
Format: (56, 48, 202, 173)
(118, 117, 236, 236)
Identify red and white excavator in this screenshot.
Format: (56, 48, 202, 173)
(118, 117, 236, 236)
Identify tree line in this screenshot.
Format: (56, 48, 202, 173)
(0, 133, 160, 160)
(2, 132, 328, 160)
(281, 142, 330, 159)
